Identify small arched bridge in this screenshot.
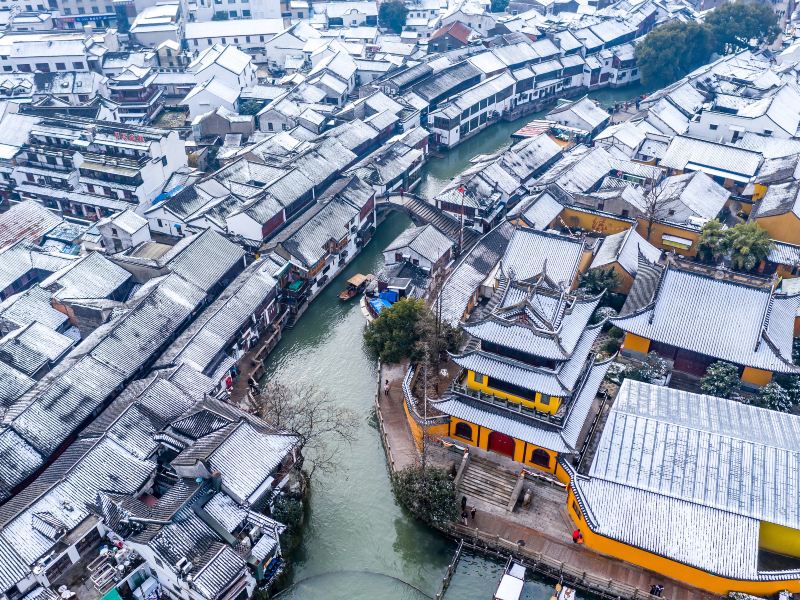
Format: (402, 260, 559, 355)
(376, 193, 481, 252)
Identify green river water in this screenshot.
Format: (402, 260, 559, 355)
(264, 87, 642, 600)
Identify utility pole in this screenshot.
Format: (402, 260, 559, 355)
(458, 184, 465, 256)
(421, 342, 429, 470)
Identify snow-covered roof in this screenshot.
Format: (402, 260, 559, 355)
(573, 378, 800, 580)
(612, 259, 800, 372)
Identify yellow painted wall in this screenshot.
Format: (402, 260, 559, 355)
(622, 332, 650, 354)
(741, 366, 773, 387)
(449, 417, 479, 446)
(466, 370, 562, 414)
(522, 445, 557, 474)
(555, 461, 571, 485)
(755, 213, 800, 246)
(561, 207, 632, 236)
(402, 398, 449, 450)
(566, 489, 800, 596)
(752, 183, 768, 202)
(573, 249, 594, 289)
(448, 417, 560, 474)
(635, 220, 701, 257)
(760, 521, 800, 558)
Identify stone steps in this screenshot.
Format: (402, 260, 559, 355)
(459, 456, 518, 510)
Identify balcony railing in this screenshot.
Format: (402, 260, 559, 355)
(450, 383, 565, 427)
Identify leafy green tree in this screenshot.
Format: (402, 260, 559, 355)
(700, 361, 740, 398)
(490, 0, 509, 12)
(579, 267, 621, 295)
(635, 21, 715, 89)
(723, 221, 772, 272)
(238, 99, 264, 116)
(602, 337, 621, 355)
(272, 495, 303, 530)
(364, 298, 427, 363)
(756, 381, 794, 412)
(392, 465, 458, 526)
(379, 0, 408, 33)
(704, 1, 780, 54)
(698, 219, 726, 264)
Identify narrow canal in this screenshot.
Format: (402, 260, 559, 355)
(264, 85, 642, 600)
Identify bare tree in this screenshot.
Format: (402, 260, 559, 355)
(641, 181, 681, 242)
(243, 382, 359, 478)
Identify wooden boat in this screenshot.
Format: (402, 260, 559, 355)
(493, 561, 525, 600)
(338, 273, 372, 301)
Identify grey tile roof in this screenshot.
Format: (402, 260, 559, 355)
(753, 179, 800, 219)
(165, 229, 245, 292)
(192, 545, 247, 600)
(207, 421, 298, 503)
(768, 239, 800, 267)
(590, 227, 662, 276)
(452, 323, 602, 396)
(437, 221, 515, 326)
(659, 135, 763, 180)
(612, 261, 800, 372)
(0, 535, 33, 593)
(384, 224, 452, 264)
(0, 435, 153, 566)
(0, 322, 74, 377)
(573, 378, 800, 579)
(0, 285, 69, 332)
(654, 171, 730, 222)
(42, 252, 132, 301)
(280, 197, 359, 267)
(0, 361, 34, 413)
(501, 227, 585, 286)
(517, 191, 563, 229)
(464, 286, 601, 361)
(0, 201, 61, 249)
(157, 257, 277, 375)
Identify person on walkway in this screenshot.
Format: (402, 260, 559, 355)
(383, 379, 390, 396)
(461, 511, 468, 525)
(470, 506, 476, 520)
(655, 585, 664, 597)
(650, 585, 657, 595)
(461, 496, 467, 511)
(571, 530, 584, 544)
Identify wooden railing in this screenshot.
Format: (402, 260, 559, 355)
(443, 525, 669, 600)
(434, 539, 464, 600)
(374, 360, 397, 473)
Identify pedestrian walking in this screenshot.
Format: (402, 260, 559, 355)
(383, 379, 390, 396)
(461, 495, 467, 510)
(650, 586, 657, 595)
(470, 506, 476, 520)
(656, 585, 664, 597)
(461, 510, 468, 525)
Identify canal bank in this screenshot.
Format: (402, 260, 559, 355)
(261, 84, 644, 600)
